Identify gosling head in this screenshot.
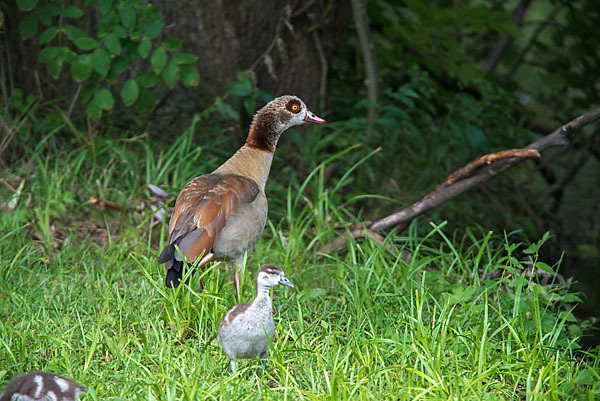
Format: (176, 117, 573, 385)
(256, 264, 294, 290)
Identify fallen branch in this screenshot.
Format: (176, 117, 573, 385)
(319, 107, 600, 253)
(431, 148, 540, 194)
(369, 106, 600, 232)
(89, 197, 125, 212)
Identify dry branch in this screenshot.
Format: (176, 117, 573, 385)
(89, 197, 125, 212)
(431, 149, 540, 193)
(368, 107, 600, 232)
(321, 107, 600, 253)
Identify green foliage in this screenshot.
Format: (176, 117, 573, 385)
(0, 131, 598, 398)
(15, 0, 200, 118)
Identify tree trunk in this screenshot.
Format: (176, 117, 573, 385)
(157, 0, 352, 107)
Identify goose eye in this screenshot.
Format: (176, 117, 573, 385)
(287, 100, 302, 114)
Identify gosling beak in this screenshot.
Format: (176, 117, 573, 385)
(278, 274, 294, 288)
(303, 110, 325, 124)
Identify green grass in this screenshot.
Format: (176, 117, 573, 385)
(0, 124, 599, 400)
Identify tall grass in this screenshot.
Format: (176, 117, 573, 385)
(0, 120, 598, 400)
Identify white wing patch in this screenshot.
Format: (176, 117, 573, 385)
(45, 391, 58, 401)
(53, 377, 70, 393)
(33, 375, 44, 398)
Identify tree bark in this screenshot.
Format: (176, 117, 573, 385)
(162, 0, 352, 108)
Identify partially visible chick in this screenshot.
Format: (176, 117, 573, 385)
(217, 264, 294, 374)
(0, 372, 86, 401)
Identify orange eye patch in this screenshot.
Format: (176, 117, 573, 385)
(286, 99, 302, 113)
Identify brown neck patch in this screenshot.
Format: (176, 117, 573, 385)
(245, 108, 281, 153)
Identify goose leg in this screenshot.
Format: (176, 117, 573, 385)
(229, 358, 237, 374)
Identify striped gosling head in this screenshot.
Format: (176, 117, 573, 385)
(256, 264, 294, 290)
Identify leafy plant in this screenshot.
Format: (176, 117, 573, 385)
(16, 0, 200, 118)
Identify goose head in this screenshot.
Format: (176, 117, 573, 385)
(246, 95, 325, 152)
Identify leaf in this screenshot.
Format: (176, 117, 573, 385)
(92, 48, 111, 76)
(113, 25, 127, 38)
(19, 13, 38, 39)
(180, 65, 199, 86)
(228, 78, 252, 96)
(214, 98, 239, 120)
(136, 73, 159, 88)
(71, 54, 93, 81)
(172, 53, 198, 64)
(63, 25, 86, 41)
(0, 10, 3, 29)
(162, 60, 179, 89)
(36, 4, 60, 26)
(119, 4, 136, 30)
(151, 48, 166, 74)
(74, 37, 100, 51)
(86, 99, 102, 118)
(399, 85, 419, 98)
(17, 0, 38, 12)
(138, 36, 151, 58)
(62, 48, 76, 63)
(465, 125, 487, 150)
(47, 56, 63, 79)
(163, 36, 182, 51)
(110, 57, 128, 74)
(63, 6, 83, 18)
(80, 83, 95, 103)
(104, 33, 122, 55)
(98, 0, 113, 15)
(135, 87, 155, 113)
(522, 243, 539, 255)
(574, 369, 594, 386)
(561, 293, 582, 303)
(144, 20, 163, 39)
(39, 27, 59, 44)
(120, 79, 139, 106)
(38, 46, 60, 62)
(93, 87, 114, 110)
(535, 261, 554, 274)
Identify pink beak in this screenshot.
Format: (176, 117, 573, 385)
(303, 110, 325, 124)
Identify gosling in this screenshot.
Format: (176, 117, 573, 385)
(0, 371, 85, 401)
(217, 264, 294, 374)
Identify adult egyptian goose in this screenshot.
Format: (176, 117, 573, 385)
(158, 96, 324, 291)
(0, 371, 86, 401)
(217, 264, 294, 373)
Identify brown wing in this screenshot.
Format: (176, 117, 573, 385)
(158, 173, 260, 268)
(219, 302, 251, 330)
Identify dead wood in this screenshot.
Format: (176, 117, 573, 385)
(431, 149, 540, 194)
(320, 107, 600, 253)
(369, 106, 600, 232)
(89, 197, 125, 212)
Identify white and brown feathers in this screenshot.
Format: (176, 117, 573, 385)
(0, 372, 85, 401)
(158, 96, 324, 289)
